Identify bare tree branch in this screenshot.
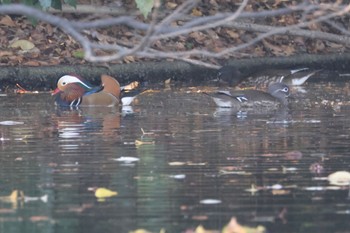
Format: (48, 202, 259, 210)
(1, 2, 350, 67)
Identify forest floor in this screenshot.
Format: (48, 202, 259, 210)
(0, 0, 349, 68)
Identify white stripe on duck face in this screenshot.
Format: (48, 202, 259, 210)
(58, 75, 93, 89)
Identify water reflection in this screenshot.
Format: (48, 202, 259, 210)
(0, 81, 349, 233)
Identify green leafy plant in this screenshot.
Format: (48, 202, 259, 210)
(135, 0, 154, 18)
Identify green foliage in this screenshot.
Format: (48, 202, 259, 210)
(39, 0, 51, 9)
(64, 0, 76, 8)
(135, 0, 154, 18)
(50, 0, 62, 10)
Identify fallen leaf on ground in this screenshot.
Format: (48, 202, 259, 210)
(0, 15, 16, 27)
(9, 39, 35, 51)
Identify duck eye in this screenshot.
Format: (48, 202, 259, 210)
(282, 87, 289, 92)
(62, 82, 67, 85)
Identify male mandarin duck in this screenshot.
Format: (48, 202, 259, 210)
(206, 82, 290, 109)
(218, 65, 320, 89)
(52, 74, 121, 107)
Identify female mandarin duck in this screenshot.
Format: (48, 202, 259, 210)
(206, 82, 290, 109)
(218, 65, 320, 89)
(52, 74, 121, 107)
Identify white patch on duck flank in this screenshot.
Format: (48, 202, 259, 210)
(121, 96, 137, 106)
(291, 72, 316, 85)
(290, 67, 309, 74)
(58, 75, 93, 89)
(211, 97, 233, 108)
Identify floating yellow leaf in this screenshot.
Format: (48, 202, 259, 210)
(130, 229, 152, 233)
(95, 188, 118, 199)
(328, 171, 350, 186)
(0, 190, 24, 202)
(135, 140, 155, 146)
(9, 39, 35, 50)
(222, 217, 266, 233)
(194, 225, 216, 233)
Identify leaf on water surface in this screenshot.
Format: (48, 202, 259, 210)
(29, 215, 52, 222)
(94, 187, 118, 199)
(9, 39, 35, 51)
(194, 225, 218, 233)
(135, 139, 155, 146)
(168, 161, 186, 166)
(222, 217, 266, 233)
(328, 171, 350, 186)
(0, 190, 24, 203)
(199, 199, 222, 204)
(271, 189, 291, 195)
(15, 83, 39, 94)
(192, 215, 209, 221)
(129, 229, 153, 233)
(0, 121, 24, 126)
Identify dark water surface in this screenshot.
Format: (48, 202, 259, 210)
(0, 80, 349, 233)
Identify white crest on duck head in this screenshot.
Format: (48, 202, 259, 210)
(57, 74, 93, 89)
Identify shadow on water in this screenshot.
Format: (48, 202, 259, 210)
(0, 77, 349, 232)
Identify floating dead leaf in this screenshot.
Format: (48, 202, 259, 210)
(222, 217, 266, 233)
(271, 189, 290, 195)
(29, 216, 51, 222)
(0, 15, 16, 27)
(121, 81, 139, 91)
(135, 140, 155, 146)
(15, 84, 39, 94)
(9, 39, 35, 51)
(168, 161, 186, 166)
(194, 225, 218, 233)
(192, 215, 209, 221)
(130, 229, 152, 233)
(328, 171, 350, 186)
(0, 190, 24, 203)
(94, 187, 118, 199)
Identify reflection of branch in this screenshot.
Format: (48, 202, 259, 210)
(0, 2, 349, 67)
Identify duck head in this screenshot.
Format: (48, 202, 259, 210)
(267, 82, 290, 105)
(52, 74, 103, 106)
